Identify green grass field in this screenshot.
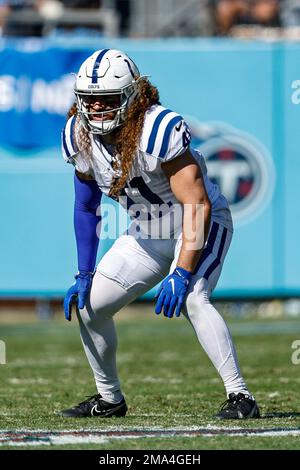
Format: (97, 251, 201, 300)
(1, 303, 300, 450)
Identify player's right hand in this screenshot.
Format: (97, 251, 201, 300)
(63, 272, 93, 321)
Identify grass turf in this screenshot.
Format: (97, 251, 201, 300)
(0, 304, 300, 450)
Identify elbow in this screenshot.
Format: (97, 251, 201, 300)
(182, 195, 211, 223)
(74, 199, 100, 215)
(196, 195, 211, 214)
(196, 196, 211, 222)
(204, 197, 211, 216)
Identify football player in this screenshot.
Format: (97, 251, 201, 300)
(60, 49, 260, 420)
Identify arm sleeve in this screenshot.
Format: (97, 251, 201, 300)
(74, 172, 102, 274)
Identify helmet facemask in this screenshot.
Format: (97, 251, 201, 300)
(74, 49, 144, 135)
(75, 80, 139, 135)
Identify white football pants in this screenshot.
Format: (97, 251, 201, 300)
(77, 221, 249, 403)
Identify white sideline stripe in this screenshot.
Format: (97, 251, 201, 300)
(1, 427, 300, 446)
(2, 436, 109, 446)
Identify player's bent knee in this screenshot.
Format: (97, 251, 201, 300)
(88, 272, 131, 319)
(185, 277, 212, 319)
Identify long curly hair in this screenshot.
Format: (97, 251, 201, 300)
(67, 78, 160, 198)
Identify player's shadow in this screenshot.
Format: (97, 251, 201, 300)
(262, 412, 300, 419)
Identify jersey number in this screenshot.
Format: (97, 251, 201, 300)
(120, 176, 172, 221)
(182, 127, 191, 147)
(120, 176, 165, 209)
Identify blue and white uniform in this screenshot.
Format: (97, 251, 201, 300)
(62, 104, 233, 242)
(62, 104, 232, 295)
(61, 51, 251, 408)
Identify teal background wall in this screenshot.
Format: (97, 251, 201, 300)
(0, 39, 299, 298)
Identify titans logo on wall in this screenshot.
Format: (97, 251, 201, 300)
(186, 117, 275, 226)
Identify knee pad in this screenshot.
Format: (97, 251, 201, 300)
(185, 277, 211, 320)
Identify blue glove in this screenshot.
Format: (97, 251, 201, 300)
(155, 267, 192, 318)
(63, 271, 93, 321)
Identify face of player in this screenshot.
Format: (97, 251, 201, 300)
(84, 94, 121, 122)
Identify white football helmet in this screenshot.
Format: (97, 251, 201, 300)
(74, 49, 140, 134)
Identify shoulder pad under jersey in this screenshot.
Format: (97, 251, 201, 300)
(140, 105, 191, 162)
(61, 115, 79, 165)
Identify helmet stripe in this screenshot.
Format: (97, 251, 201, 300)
(146, 109, 172, 154)
(158, 115, 183, 159)
(124, 59, 135, 78)
(92, 48, 110, 83)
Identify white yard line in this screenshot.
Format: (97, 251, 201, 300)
(1, 426, 300, 446)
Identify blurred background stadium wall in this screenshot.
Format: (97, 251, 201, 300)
(2, 5, 300, 451)
(0, 0, 299, 306)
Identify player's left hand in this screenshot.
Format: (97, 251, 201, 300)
(63, 272, 93, 321)
(155, 267, 192, 318)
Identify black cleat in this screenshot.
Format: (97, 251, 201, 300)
(58, 393, 127, 418)
(216, 392, 260, 420)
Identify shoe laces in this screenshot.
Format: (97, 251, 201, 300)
(77, 393, 101, 408)
(219, 393, 250, 411)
